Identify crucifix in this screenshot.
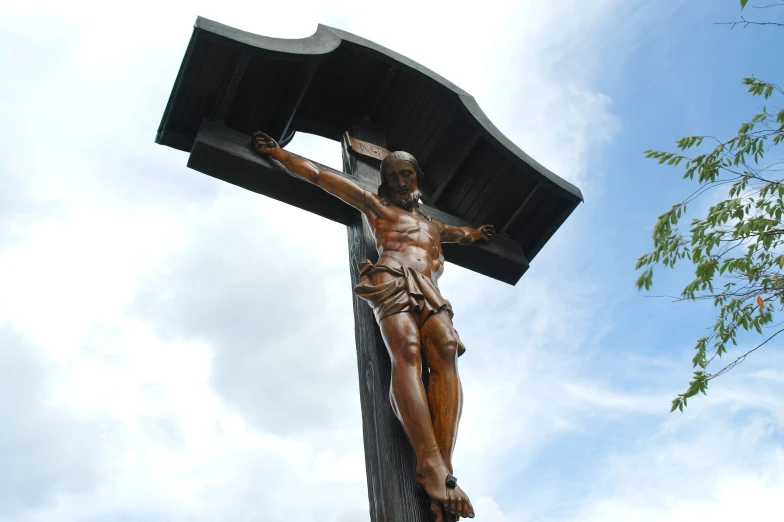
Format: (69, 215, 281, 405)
(156, 17, 582, 522)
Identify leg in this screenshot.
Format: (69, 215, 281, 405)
(420, 311, 462, 474)
(378, 313, 474, 519)
(378, 313, 440, 465)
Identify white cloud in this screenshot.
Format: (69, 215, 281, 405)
(573, 412, 784, 522)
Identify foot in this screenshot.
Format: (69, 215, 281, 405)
(416, 453, 474, 519)
(430, 500, 445, 522)
(430, 500, 462, 522)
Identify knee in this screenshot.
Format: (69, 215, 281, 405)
(391, 335, 421, 367)
(430, 336, 458, 367)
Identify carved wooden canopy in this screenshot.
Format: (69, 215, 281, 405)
(156, 17, 583, 284)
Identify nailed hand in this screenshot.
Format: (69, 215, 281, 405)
(251, 131, 278, 154)
(479, 225, 496, 241)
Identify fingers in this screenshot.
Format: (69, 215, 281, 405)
(251, 131, 278, 150)
(430, 500, 445, 522)
(480, 225, 496, 241)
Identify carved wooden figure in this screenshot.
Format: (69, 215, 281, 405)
(253, 131, 495, 520)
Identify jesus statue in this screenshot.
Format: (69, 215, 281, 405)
(253, 131, 496, 521)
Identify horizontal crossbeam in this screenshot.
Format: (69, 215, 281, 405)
(188, 119, 529, 284)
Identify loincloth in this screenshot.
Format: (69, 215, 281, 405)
(354, 260, 466, 356)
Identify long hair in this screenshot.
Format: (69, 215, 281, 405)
(378, 151, 425, 199)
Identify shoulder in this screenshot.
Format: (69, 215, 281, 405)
(364, 192, 390, 217)
(364, 192, 384, 207)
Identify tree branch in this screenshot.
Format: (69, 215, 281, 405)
(714, 16, 784, 28)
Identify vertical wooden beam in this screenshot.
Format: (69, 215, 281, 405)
(343, 121, 430, 522)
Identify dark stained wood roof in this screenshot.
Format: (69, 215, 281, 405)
(157, 17, 583, 285)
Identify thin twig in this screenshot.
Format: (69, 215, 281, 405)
(707, 326, 784, 379)
(714, 17, 784, 28)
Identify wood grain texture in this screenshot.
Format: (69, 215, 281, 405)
(406, 89, 444, 157)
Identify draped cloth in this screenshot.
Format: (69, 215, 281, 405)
(354, 260, 467, 356)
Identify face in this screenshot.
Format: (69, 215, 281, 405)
(382, 158, 419, 199)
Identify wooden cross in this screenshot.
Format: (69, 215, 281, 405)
(157, 17, 582, 522)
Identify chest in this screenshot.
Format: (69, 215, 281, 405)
(373, 209, 439, 240)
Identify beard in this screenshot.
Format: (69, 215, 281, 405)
(387, 189, 422, 210)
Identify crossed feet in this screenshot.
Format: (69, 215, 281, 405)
(415, 452, 474, 520)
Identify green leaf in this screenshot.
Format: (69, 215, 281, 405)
(740, 0, 748, 9)
(638, 74, 784, 411)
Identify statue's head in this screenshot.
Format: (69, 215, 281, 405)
(379, 151, 425, 210)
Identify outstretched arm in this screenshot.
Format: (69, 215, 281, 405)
(440, 223, 496, 245)
(252, 131, 370, 211)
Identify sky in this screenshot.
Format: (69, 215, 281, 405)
(1, 1, 783, 521)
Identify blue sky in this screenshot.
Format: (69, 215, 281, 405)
(1, 1, 783, 521)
